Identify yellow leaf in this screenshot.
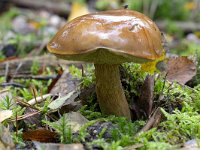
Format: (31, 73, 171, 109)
(68, 2, 89, 21)
(184, 2, 197, 10)
(194, 31, 200, 38)
(141, 51, 166, 74)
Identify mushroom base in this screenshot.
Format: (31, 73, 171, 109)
(95, 64, 131, 120)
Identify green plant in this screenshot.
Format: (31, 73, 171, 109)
(31, 61, 40, 75)
(87, 138, 110, 150)
(69, 65, 82, 79)
(30, 80, 48, 94)
(0, 96, 14, 110)
(124, 0, 143, 11)
(78, 119, 102, 142)
(35, 96, 51, 115)
(95, 0, 110, 10)
(144, 142, 173, 150)
(154, 0, 190, 20)
(12, 106, 26, 119)
(166, 20, 183, 37)
(80, 105, 103, 120)
(18, 88, 33, 101)
(11, 129, 25, 147)
(43, 115, 73, 144)
(69, 64, 95, 88)
(10, 106, 26, 147)
(0, 7, 19, 32)
(122, 63, 147, 96)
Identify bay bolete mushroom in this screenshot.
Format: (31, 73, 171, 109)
(47, 9, 164, 120)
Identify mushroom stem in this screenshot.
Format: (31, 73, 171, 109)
(94, 64, 131, 120)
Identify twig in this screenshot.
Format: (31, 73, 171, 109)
(156, 21, 200, 32)
(149, 0, 160, 18)
(16, 98, 38, 110)
(9, 74, 57, 80)
(28, 39, 49, 56)
(47, 66, 63, 93)
(143, 0, 150, 15)
(10, 0, 70, 16)
(10, 111, 41, 121)
(5, 62, 9, 82)
(27, 94, 52, 106)
(9, 62, 23, 82)
(0, 82, 25, 88)
(190, 0, 200, 20)
(137, 107, 162, 134)
(0, 55, 80, 76)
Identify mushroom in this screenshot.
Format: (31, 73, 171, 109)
(47, 9, 164, 120)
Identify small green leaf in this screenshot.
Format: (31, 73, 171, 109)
(48, 91, 76, 110)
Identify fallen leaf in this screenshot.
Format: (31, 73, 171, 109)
(60, 112, 88, 132)
(48, 91, 78, 110)
(22, 129, 58, 143)
(50, 69, 81, 96)
(0, 110, 12, 123)
(0, 124, 15, 149)
(68, 1, 89, 21)
(166, 56, 197, 84)
(24, 107, 42, 128)
(138, 75, 154, 118)
(180, 139, 200, 150)
(34, 142, 84, 150)
(138, 107, 162, 133)
(184, 2, 197, 10)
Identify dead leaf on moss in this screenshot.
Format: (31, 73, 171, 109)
(166, 56, 197, 85)
(22, 129, 58, 143)
(138, 75, 154, 118)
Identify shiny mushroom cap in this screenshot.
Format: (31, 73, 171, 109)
(47, 9, 164, 64)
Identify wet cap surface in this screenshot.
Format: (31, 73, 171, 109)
(47, 9, 164, 64)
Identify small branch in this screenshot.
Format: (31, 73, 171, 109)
(10, 111, 41, 121)
(0, 82, 25, 88)
(138, 107, 162, 134)
(10, 74, 57, 80)
(10, 0, 70, 16)
(27, 94, 52, 106)
(156, 21, 200, 32)
(0, 55, 80, 76)
(149, 0, 160, 18)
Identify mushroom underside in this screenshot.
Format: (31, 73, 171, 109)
(53, 48, 153, 64)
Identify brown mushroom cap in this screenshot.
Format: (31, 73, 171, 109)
(47, 9, 163, 64)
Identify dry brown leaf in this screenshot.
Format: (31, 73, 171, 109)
(138, 75, 154, 118)
(166, 56, 197, 84)
(22, 129, 58, 143)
